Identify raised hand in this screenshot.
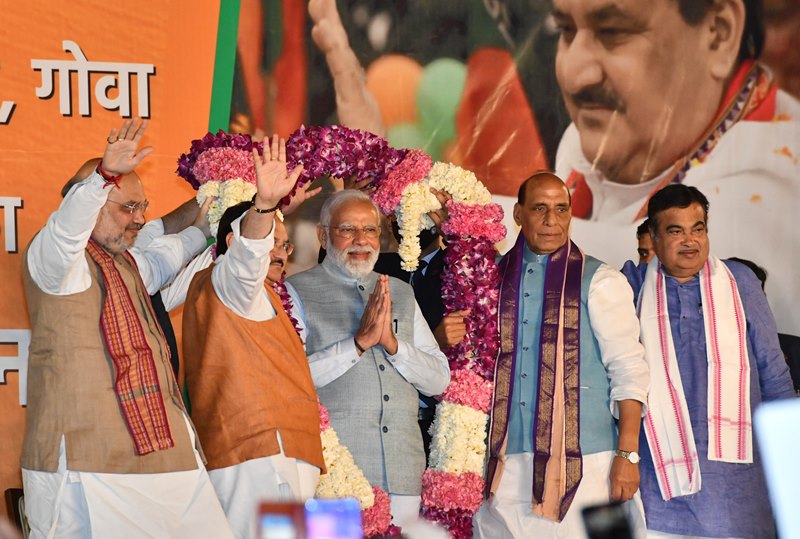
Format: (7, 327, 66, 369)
(280, 181, 322, 216)
(193, 196, 215, 239)
(308, 0, 384, 135)
(101, 118, 153, 176)
(308, 0, 349, 54)
(252, 134, 304, 210)
(427, 187, 452, 236)
(330, 174, 374, 193)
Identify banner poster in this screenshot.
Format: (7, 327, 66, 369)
(234, 0, 797, 338)
(1, 0, 798, 525)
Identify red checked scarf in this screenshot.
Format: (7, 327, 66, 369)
(86, 238, 175, 455)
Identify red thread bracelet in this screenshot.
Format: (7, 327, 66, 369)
(96, 163, 122, 189)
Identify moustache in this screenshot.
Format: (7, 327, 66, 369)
(571, 85, 626, 112)
(126, 223, 143, 231)
(346, 247, 376, 255)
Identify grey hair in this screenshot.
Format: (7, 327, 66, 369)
(319, 189, 380, 227)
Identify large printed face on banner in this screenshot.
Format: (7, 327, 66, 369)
(552, 0, 734, 185)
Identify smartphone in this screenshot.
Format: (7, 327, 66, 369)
(304, 498, 362, 539)
(258, 502, 306, 539)
(581, 500, 634, 539)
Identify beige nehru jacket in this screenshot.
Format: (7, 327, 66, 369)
(21, 249, 199, 473)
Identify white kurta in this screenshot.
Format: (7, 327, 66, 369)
(22, 417, 232, 539)
(555, 90, 800, 336)
(24, 172, 230, 539)
(474, 452, 647, 539)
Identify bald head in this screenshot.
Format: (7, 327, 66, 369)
(61, 158, 102, 198)
(517, 171, 571, 207)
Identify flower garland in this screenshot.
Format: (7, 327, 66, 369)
(393, 162, 495, 271)
(283, 125, 506, 538)
(316, 401, 401, 537)
(285, 124, 407, 205)
(366, 153, 505, 537)
(176, 131, 263, 235)
(272, 272, 302, 336)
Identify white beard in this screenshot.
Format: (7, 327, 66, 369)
(327, 240, 378, 280)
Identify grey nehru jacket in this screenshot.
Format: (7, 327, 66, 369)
(288, 256, 449, 495)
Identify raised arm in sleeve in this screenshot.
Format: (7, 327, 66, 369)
(27, 172, 109, 295)
(159, 246, 213, 312)
(211, 214, 276, 321)
(130, 225, 207, 294)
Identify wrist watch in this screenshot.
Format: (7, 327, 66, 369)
(615, 449, 641, 464)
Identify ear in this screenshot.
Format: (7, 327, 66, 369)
(317, 223, 327, 247)
(513, 203, 522, 226)
(706, 0, 746, 81)
(225, 231, 234, 249)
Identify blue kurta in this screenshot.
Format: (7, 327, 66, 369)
(506, 246, 615, 456)
(624, 259, 795, 538)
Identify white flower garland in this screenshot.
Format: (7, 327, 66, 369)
(396, 162, 493, 271)
(315, 427, 376, 509)
(427, 401, 489, 476)
(197, 178, 257, 235)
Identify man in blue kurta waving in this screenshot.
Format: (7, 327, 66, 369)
(623, 184, 795, 539)
(475, 172, 649, 538)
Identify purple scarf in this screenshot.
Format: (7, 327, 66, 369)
(488, 234, 584, 520)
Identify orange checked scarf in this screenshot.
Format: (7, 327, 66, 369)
(86, 239, 175, 455)
(568, 60, 778, 221)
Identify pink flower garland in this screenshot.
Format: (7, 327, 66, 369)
(362, 488, 402, 538)
(272, 273, 302, 336)
(192, 146, 258, 185)
(371, 149, 433, 214)
(419, 194, 504, 538)
(440, 202, 506, 244)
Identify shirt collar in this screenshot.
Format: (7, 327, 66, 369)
(523, 244, 550, 265)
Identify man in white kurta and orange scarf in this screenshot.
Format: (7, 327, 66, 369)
(552, 0, 800, 337)
(623, 184, 795, 538)
(474, 172, 650, 538)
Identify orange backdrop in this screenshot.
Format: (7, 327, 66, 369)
(0, 0, 225, 518)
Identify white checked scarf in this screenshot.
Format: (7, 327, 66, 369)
(638, 256, 752, 500)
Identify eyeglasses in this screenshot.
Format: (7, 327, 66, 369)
(274, 242, 294, 255)
(326, 225, 380, 239)
(107, 199, 149, 214)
